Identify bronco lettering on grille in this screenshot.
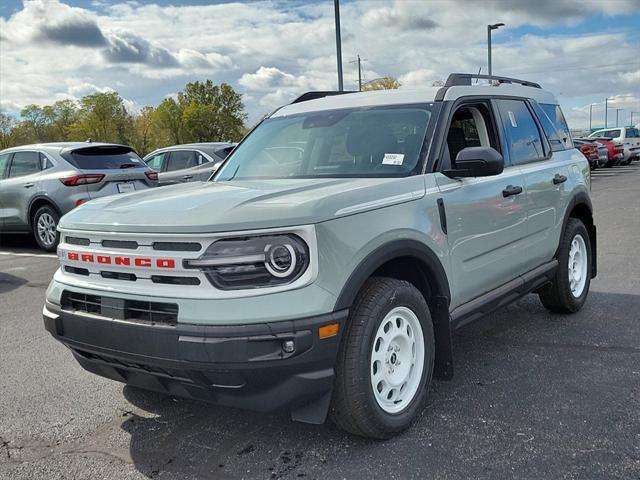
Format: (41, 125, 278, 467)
(66, 251, 176, 269)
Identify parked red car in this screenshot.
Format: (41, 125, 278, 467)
(592, 138, 625, 167)
(574, 140, 599, 169)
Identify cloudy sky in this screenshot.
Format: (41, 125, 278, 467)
(1, 0, 639, 129)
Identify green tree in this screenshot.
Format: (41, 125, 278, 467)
(69, 91, 133, 144)
(20, 104, 48, 141)
(130, 106, 157, 156)
(0, 112, 18, 149)
(362, 77, 401, 91)
(152, 97, 185, 145)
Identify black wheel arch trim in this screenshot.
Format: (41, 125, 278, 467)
(28, 195, 63, 226)
(561, 191, 597, 278)
(333, 239, 454, 380)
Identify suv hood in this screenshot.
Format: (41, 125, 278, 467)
(59, 177, 426, 233)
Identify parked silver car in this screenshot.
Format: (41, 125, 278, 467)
(0, 142, 158, 251)
(143, 142, 236, 186)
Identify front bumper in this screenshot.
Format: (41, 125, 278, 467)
(43, 302, 347, 423)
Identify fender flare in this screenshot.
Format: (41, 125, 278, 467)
(27, 195, 63, 226)
(334, 239, 454, 380)
(560, 191, 597, 278)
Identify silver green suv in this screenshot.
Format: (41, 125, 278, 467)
(43, 74, 596, 439)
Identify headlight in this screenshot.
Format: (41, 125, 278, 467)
(184, 234, 309, 290)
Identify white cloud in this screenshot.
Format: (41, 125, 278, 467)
(0, 0, 638, 127)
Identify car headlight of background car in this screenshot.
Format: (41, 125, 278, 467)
(184, 234, 309, 290)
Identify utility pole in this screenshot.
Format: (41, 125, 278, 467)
(334, 0, 344, 91)
(349, 54, 367, 91)
(487, 23, 504, 76)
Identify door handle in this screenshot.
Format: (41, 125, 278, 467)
(23, 183, 35, 188)
(502, 185, 523, 197)
(182, 175, 193, 180)
(553, 174, 567, 185)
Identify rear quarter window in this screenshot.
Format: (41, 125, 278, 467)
(62, 146, 144, 170)
(540, 103, 572, 148)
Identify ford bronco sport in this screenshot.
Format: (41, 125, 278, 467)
(44, 73, 596, 439)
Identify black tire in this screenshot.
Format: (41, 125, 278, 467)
(32, 205, 60, 252)
(329, 277, 435, 439)
(538, 218, 591, 313)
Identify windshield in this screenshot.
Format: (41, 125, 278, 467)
(215, 104, 435, 180)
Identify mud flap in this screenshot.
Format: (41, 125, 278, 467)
(432, 295, 454, 380)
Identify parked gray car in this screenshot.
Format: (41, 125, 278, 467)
(0, 142, 158, 251)
(143, 142, 236, 186)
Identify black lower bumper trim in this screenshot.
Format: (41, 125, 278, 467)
(44, 302, 347, 421)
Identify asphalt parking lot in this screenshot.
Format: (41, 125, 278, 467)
(1, 164, 639, 480)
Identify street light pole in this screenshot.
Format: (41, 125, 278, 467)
(616, 108, 623, 127)
(589, 104, 593, 131)
(605, 97, 609, 128)
(334, 0, 344, 91)
(631, 112, 640, 127)
(487, 23, 504, 77)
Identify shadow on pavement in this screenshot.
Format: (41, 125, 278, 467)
(119, 290, 640, 479)
(0, 272, 29, 294)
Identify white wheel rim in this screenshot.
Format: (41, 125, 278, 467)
(370, 306, 425, 414)
(37, 213, 57, 246)
(568, 234, 588, 298)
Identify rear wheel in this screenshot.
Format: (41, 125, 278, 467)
(538, 218, 591, 313)
(330, 277, 434, 439)
(32, 205, 60, 252)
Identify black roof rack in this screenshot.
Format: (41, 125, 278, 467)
(290, 90, 357, 104)
(444, 73, 541, 89)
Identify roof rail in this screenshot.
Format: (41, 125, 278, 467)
(290, 90, 357, 104)
(444, 73, 541, 89)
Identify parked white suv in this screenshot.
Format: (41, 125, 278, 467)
(588, 127, 640, 164)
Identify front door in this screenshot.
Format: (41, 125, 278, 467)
(434, 101, 529, 308)
(0, 151, 42, 230)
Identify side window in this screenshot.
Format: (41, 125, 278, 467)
(496, 99, 545, 165)
(531, 103, 564, 152)
(0, 153, 11, 179)
(40, 152, 54, 170)
(625, 128, 639, 138)
(166, 150, 197, 171)
(540, 103, 572, 147)
(196, 153, 208, 164)
(145, 152, 166, 171)
(442, 103, 498, 170)
(8, 151, 41, 178)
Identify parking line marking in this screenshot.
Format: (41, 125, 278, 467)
(0, 251, 58, 259)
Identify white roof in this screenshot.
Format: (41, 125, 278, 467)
(273, 83, 558, 117)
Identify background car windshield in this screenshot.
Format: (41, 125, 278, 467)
(63, 146, 145, 170)
(215, 105, 433, 180)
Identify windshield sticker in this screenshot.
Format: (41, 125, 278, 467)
(382, 153, 404, 165)
(508, 111, 518, 128)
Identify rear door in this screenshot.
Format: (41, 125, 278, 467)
(62, 145, 155, 199)
(434, 99, 529, 306)
(160, 150, 199, 185)
(0, 150, 42, 229)
(505, 100, 572, 270)
(625, 127, 640, 157)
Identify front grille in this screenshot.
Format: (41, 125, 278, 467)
(61, 291, 178, 325)
(101, 271, 137, 281)
(65, 266, 90, 276)
(66, 236, 90, 246)
(102, 240, 139, 249)
(153, 241, 202, 252)
(151, 275, 200, 285)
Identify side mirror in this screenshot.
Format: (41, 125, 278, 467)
(442, 146, 504, 178)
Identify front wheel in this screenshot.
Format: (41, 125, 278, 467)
(32, 205, 60, 252)
(330, 277, 434, 439)
(538, 218, 591, 313)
